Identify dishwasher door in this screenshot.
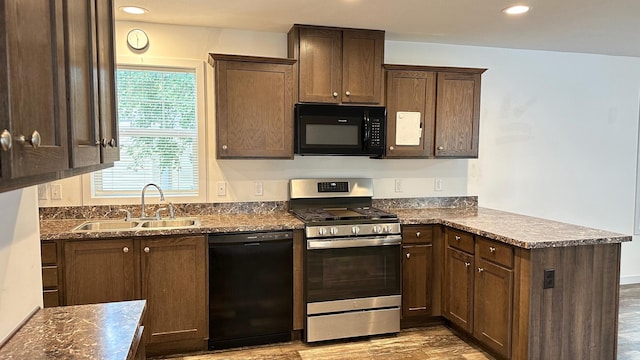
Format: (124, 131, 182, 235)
(208, 231, 293, 350)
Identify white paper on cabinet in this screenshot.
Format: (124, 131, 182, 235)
(395, 111, 421, 145)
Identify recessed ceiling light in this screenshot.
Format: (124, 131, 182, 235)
(502, 5, 530, 15)
(120, 6, 148, 15)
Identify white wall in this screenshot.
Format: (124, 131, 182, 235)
(40, 22, 640, 283)
(0, 187, 43, 344)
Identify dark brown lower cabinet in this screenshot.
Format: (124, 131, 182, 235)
(141, 236, 207, 352)
(64, 238, 136, 305)
(443, 246, 474, 333)
(62, 235, 207, 356)
(473, 258, 513, 359)
(402, 243, 432, 318)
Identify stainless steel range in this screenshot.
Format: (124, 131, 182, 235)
(289, 178, 402, 343)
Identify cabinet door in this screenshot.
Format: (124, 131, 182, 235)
(385, 70, 436, 157)
(214, 56, 295, 158)
(342, 29, 384, 104)
(298, 27, 342, 103)
(474, 258, 513, 359)
(64, 239, 136, 305)
(95, 0, 119, 163)
(65, 0, 101, 168)
(434, 72, 481, 158)
(0, 0, 68, 180)
(443, 247, 474, 333)
(141, 236, 207, 345)
(402, 244, 433, 318)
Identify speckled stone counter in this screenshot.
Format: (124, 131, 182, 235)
(392, 207, 632, 249)
(39, 201, 630, 249)
(0, 300, 146, 360)
(40, 212, 305, 241)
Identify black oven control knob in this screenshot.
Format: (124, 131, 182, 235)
(351, 226, 360, 235)
(372, 225, 382, 234)
(318, 228, 327, 236)
(330, 227, 339, 235)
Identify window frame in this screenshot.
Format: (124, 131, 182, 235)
(82, 57, 208, 205)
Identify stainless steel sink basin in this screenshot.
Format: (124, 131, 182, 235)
(73, 220, 141, 232)
(139, 218, 199, 229)
(72, 217, 200, 232)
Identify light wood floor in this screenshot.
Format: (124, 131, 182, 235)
(158, 284, 640, 360)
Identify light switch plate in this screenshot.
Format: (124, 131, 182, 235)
(216, 181, 226, 196)
(51, 184, 62, 200)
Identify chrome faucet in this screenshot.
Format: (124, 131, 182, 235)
(141, 183, 165, 219)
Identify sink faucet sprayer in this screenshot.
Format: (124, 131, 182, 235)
(141, 183, 165, 219)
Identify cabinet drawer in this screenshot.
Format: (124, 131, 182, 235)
(446, 228, 474, 254)
(43, 290, 59, 307)
(402, 226, 433, 244)
(477, 237, 513, 269)
(41, 241, 57, 265)
(42, 266, 58, 288)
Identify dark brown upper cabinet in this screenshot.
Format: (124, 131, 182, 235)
(209, 54, 296, 159)
(65, 0, 119, 169)
(0, 0, 119, 193)
(288, 25, 384, 105)
(384, 65, 486, 159)
(0, 0, 69, 189)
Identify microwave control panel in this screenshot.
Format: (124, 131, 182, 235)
(367, 117, 384, 150)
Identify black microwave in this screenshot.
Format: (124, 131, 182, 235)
(294, 103, 386, 158)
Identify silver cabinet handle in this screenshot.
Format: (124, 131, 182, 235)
(464, 262, 471, 268)
(345, 91, 351, 96)
(16, 130, 41, 148)
(108, 138, 116, 147)
(222, 145, 228, 150)
(123, 247, 129, 253)
(144, 246, 150, 253)
(478, 268, 484, 273)
(406, 253, 410, 259)
(332, 92, 338, 97)
(389, 146, 394, 151)
(437, 146, 444, 150)
(455, 235, 461, 241)
(100, 138, 108, 147)
(489, 247, 496, 253)
(0, 129, 12, 151)
(416, 231, 421, 238)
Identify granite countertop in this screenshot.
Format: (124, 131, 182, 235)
(39, 212, 305, 241)
(394, 207, 632, 249)
(0, 300, 146, 360)
(39, 206, 631, 249)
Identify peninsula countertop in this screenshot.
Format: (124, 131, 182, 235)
(39, 206, 631, 249)
(0, 300, 146, 360)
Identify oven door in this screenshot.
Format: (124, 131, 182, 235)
(305, 235, 401, 303)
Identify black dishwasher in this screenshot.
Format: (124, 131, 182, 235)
(208, 231, 293, 350)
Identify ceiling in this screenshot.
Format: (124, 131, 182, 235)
(113, 0, 640, 58)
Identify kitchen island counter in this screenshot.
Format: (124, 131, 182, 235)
(0, 300, 146, 360)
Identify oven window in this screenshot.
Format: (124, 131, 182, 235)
(306, 124, 359, 146)
(306, 245, 401, 303)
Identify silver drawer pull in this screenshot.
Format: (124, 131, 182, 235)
(489, 246, 496, 253)
(455, 235, 461, 241)
(478, 268, 484, 273)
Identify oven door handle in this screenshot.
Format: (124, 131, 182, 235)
(307, 235, 402, 249)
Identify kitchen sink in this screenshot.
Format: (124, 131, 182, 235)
(73, 220, 142, 232)
(72, 217, 200, 232)
(139, 218, 199, 228)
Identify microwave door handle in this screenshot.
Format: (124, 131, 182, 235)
(363, 112, 370, 143)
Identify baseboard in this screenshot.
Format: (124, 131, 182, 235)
(620, 275, 640, 285)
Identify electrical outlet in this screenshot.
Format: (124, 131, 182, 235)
(255, 181, 264, 196)
(37, 184, 49, 200)
(435, 178, 443, 191)
(544, 269, 555, 289)
(51, 184, 62, 200)
(216, 181, 226, 196)
(394, 179, 403, 193)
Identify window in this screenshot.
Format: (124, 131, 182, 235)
(91, 66, 201, 199)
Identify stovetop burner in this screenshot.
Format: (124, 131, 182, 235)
(290, 207, 398, 223)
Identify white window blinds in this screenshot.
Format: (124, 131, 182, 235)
(92, 67, 199, 197)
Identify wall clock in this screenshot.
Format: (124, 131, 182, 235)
(127, 29, 149, 50)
